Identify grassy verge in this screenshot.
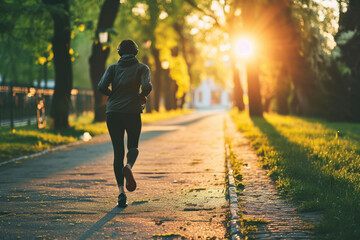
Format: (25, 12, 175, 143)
(229, 109, 360, 239)
(0, 109, 193, 163)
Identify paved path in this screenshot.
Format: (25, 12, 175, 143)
(0, 111, 227, 240)
(226, 117, 319, 239)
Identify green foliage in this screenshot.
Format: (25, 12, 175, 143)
(230, 109, 360, 239)
(0, 0, 100, 86)
(0, 0, 54, 85)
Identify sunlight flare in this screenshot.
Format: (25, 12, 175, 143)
(235, 38, 255, 58)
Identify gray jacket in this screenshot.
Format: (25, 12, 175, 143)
(97, 55, 152, 114)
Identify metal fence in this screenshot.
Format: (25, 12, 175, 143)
(0, 84, 94, 128)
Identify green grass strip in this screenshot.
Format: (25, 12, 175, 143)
(229, 109, 360, 239)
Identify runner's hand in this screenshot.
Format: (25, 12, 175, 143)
(139, 96, 147, 105)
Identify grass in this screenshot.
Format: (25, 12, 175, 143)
(0, 109, 193, 163)
(229, 109, 360, 239)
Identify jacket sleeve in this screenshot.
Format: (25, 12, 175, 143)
(139, 65, 152, 97)
(97, 65, 113, 96)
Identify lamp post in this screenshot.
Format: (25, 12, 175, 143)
(161, 61, 169, 70)
(98, 32, 108, 44)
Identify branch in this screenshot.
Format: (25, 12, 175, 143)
(184, 0, 223, 30)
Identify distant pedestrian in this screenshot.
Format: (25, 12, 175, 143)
(98, 39, 152, 208)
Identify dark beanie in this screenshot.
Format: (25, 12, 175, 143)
(117, 40, 138, 56)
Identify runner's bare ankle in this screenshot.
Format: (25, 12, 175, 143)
(118, 185, 125, 193)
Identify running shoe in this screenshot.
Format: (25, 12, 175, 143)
(123, 164, 137, 192)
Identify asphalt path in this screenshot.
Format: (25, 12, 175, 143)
(0, 110, 228, 240)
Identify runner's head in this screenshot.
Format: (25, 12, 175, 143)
(117, 40, 138, 56)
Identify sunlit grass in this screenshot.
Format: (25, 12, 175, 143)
(142, 108, 193, 123)
(229, 109, 360, 239)
(0, 109, 193, 163)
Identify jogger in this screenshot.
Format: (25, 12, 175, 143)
(97, 39, 152, 207)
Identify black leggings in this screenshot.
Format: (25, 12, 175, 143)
(106, 112, 142, 186)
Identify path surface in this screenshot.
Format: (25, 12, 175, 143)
(0, 111, 227, 240)
(226, 117, 319, 239)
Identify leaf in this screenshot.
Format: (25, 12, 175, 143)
(105, 28, 118, 36)
(85, 21, 94, 30)
(43, 3, 69, 18)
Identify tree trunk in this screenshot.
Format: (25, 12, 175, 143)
(231, 61, 245, 111)
(240, 0, 262, 116)
(142, 55, 153, 112)
(179, 94, 186, 109)
(275, 67, 290, 114)
(43, 0, 72, 129)
(163, 68, 172, 111)
(263, 95, 272, 112)
(44, 62, 48, 88)
(247, 60, 263, 117)
(89, 0, 120, 122)
(28, 57, 34, 85)
(37, 66, 41, 88)
(337, 0, 360, 121)
(170, 79, 178, 109)
(151, 47, 162, 112)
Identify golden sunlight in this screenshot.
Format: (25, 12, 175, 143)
(235, 38, 255, 58)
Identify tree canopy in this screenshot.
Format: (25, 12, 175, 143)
(1, 0, 359, 126)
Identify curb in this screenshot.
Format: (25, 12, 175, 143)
(0, 139, 86, 167)
(226, 142, 242, 240)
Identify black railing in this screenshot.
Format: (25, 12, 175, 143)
(0, 84, 94, 128)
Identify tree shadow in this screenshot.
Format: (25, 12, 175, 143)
(250, 116, 323, 188)
(299, 116, 360, 142)
(249, 116, 360, 237)
(78, 207, 124, 240)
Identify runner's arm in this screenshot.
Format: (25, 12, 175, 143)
(139, 65, 152, 98)
(97, 65, 113, 96)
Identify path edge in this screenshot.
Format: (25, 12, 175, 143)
(0, 139, 88, 167)
(225, 116, 242, 240)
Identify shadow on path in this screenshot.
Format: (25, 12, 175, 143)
(78, 207, 124, 240)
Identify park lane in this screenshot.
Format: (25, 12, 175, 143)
(0, 110, 228, 239)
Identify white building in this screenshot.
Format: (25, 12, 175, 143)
(192, 78, 231, 109)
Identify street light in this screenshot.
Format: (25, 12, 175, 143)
(161, 61, 169, 69)
(142, 40, 152, 50)
(99, 32, 108, 43)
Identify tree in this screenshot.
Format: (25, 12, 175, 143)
(43, 0, 73, 128)
(239, 0, 263, 117)
(334, 0, 360, 121)
(89, 0, 120, 122)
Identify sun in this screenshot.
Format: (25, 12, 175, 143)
(235, 38, 255, 58)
